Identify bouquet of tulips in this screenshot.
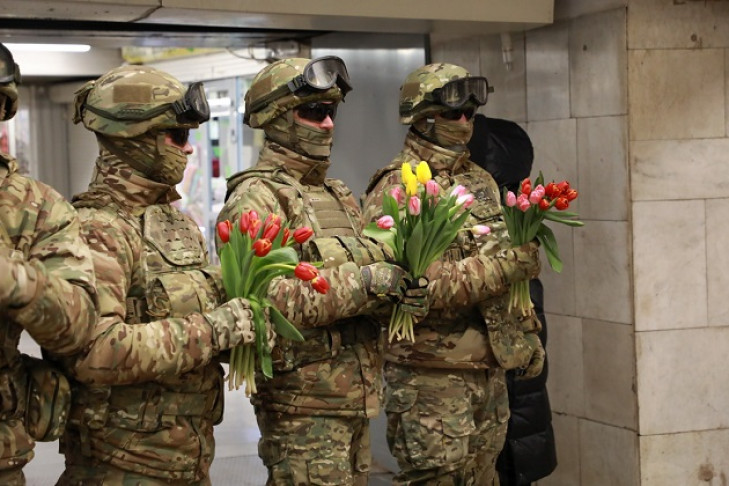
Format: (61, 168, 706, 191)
(502, 173, 584, 316)
(364, 161, 487, 342)
(217, 210, 329, 395)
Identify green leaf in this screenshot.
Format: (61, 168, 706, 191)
(405, 219, 425, 274)
(383, 194, 399, 219)
(362, 224, 396, 252)
(219, 244, 240, 297)
(249, 299, 273, 379)
(267, 303, 305, 341)
(536, 224, 563, 273)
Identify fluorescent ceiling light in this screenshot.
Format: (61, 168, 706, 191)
(5, 43, 91, 53)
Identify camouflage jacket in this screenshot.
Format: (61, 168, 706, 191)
(362, 130, 539, 370)
(219, 140, 385, 418)
(60, 155, 226, 481)
(0, 153, 96, 471)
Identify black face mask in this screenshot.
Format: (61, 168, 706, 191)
(295, 102, 338, 123)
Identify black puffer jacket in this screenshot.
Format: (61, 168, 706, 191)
(468, 115, 557, 485)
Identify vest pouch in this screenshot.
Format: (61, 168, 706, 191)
(480, 299, 534, 370)
(22, 355, 71, 442)
(147, 268, 222, 319)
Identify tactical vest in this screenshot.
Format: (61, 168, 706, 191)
(68, 195, 225, 480)
(225, 162, 384, 417)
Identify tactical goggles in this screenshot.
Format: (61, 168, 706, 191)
(166, 128, 190, 146)
(248, 56, 352, 113)
(296, 102, 338, 122)
(431, 77, 493, 108)
(0, 44, 21, 85)
(172, 82, 210, 124)
(440, 107, 476, 121)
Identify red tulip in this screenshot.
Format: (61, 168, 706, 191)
(565, 189, 579, 201)
(248, 219, 262, 239)
(557, 181, 570, 194)
(521, 178, 532, 195)
(239, 212, 250, 233)
(544, 182, 560, 199)
(554, 197, 569, 210)
(293, 227, 314, 244)
(253, 238, 272, 257)
(281, 228, 290, 246)
(294, 262, 318, 281)
(217, 220, 232, 243)
(263, 221, 281, 241)
(311, 276, 330, 294)
(538, 199, 551, 211)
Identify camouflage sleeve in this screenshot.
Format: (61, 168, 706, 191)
(66, 211, 218, 386)
(267, 261, 374, 328)
(6, 186, 97, 356)
(360, 168, 401, 230)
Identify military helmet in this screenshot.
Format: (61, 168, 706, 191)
(398, 63, 493, 124)
(0, 43, 21, 121)
(73, 65, 210, 138)
(244, 56, 351, 128)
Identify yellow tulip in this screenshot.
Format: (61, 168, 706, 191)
(401, 162, 414, 183)
(405, 175, 418, 196)
(416, 161, 432, 184)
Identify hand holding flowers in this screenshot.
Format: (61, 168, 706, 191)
(364, 161, 487, 342)
(217, 211, 328, 395)
(501, 173, 584, 316)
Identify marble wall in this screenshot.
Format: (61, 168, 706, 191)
(433, 0, 729, 483)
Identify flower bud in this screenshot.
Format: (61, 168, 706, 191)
(217, 220, 232, 243)
(457, 194, 474, 209)
(425, 180, 439, 197)
(408, 196, 422, 215)
(253, 238, 272, 257)
(239, 213, 250, 233)
(471, 225, 491, 236)
(294, 262, 319, 281)
(377, 215, 395, 230)
(312, 276, 330, 294)
(450, 184, 467, 198)
(281, 228, 290, 246)
(293, 227, 314, 244)
(538, 199, 550, 211)
(416, 161, 432, 184)
(521, 178, 532, 195)
(555, 197, 569, 210)
(248, 219, 262, 239)
(506, 191, 517, 207)
(565, 188, 579, 201)
(389, 186, 405, 205)
(516, 194, 531, 212)
(263, 221, 281, 241)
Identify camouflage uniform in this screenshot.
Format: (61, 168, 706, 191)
(361, 64, 543, 486)
(218, 57, 407, 486)
(55, 66, 270, 485)
(0, 44, 97, 486)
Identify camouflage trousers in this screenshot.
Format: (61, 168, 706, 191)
(0, 420, 34, 486)
(56, 464, 212, 486)
(256, 410, 371, 486)
(384, 363, 509, 486)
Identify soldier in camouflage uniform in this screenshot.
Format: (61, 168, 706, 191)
(0, 43, 97, 485)
(218, 57, 425, 486)
(361, 63, 545, 485)
(55, 65, 273, 485)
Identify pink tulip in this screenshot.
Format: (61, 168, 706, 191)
(425, 180, 439, 197)
(516, 193, 531, 212)
(377, 215, 395, 229)
(450, 184, 467, 198)
(506, 191, 517, 207)
(471, 225, 491, 236)
(408, 196, 421, 215)
(389, 186, 405, 205)
(529, 184, 545, 204)
(457, 194, 474, 208)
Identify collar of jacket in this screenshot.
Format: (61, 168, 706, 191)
(86, 152, 181, 211)
(258, 139, 331, 185)
(0, 152, 16, 182)
(403, 129, 471, 175)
